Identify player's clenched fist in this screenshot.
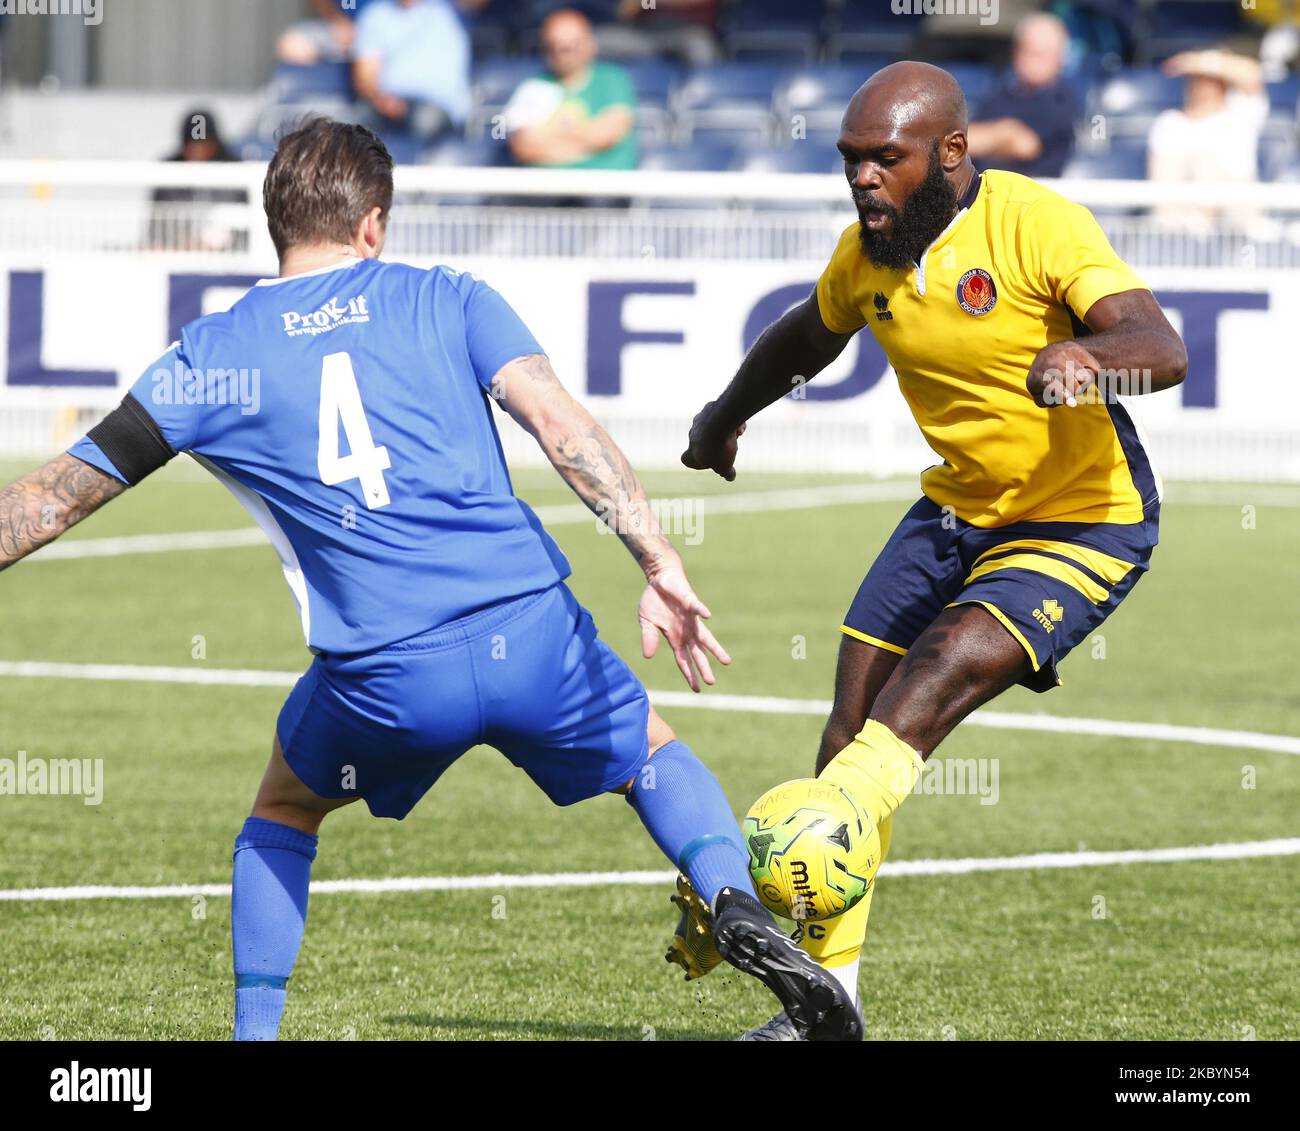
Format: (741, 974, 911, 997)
(1027, 340, 1103, 408)
(681, 401, 747, 481)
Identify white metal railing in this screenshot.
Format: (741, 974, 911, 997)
(0, 160, 1297, 266)
(2, 159, 1300, 208)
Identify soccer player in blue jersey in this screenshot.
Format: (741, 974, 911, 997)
(0, 119, 859, 1041)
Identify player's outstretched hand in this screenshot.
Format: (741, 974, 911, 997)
(681, 401, 746, 482)
(1027, 341, 1102, 408)
(638, 564, 732, 693)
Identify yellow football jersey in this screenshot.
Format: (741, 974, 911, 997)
(816, 169, 1157, 527)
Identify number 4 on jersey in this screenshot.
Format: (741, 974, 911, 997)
(318, 351, 391, 509)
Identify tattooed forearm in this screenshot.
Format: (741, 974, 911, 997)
(0, 454, 126, 570)
(552, 419, 672, 572)
(495, 354, 676, 575)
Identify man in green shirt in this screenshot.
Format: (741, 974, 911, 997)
(504, 8, 639, 170)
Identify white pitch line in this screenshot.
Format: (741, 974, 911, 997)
(3, 838, 1297, 903)
(28, 527, 268, 562)
(22, 482, 918, 564)
(964, 709, 1300, 757)
(647, 690, 1300, 757)
(881, 837, 1300, 875)
(0, 660, 299, 688)
(0, 661, 1296, 757)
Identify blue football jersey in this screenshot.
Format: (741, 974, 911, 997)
(69, 257, 571, 654)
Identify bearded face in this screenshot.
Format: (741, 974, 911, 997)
(855, 141, 960, 270)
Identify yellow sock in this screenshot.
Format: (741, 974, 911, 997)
(802, 814, 892, 969)
(802, 719, 920, 983)
(818, 719, 924, 830)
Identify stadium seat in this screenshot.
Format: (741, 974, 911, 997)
(1061, 148, 1147, 180)
(1265, 77, 1300, 122)
(944, 62, 997, 109)
(469, 57, 544, 137)
(802, 125, 845, 148)
(638, 139, 738, 173)
(674, 62, 784, 146)
(268, 61, 354, 102)
(735, 145, 842, 176)
(622, 58, 682, 110)
(831, 3, 918, 61)
(466, 4, 516, 59)
(1092, 69, 1185, 116)
(1142, 0, 1246, 63)
(1274, 157, 1300, 183)
(249, 98, 362, 147)
(1088, 68, 1184, 140)
(622, 59, 681, 145)
(723, 0, 825, 63)
(424, 135, 511, 168)
(636, 112, 672, 147)
(775, 63, 883, 125)
(472, 57, 542, 106)
(677, 115, 776, 146)
(1259, 132, 1297, 182)
(1149, 0, 1246, 34)
(673, 61, 787, 114)
(382, 134, 427, 167)
(1067, 56, 1115, 119)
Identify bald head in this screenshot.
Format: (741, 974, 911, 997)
(836, 62, 977, 270)
(541, 8, 596, 81)
(1014, 13, 1069, 88)
(845, 61, 968, 143)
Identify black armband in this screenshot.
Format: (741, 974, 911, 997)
(86, 393, 176, 486)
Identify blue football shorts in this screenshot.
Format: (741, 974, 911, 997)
(842, 496, 1160, 692)
(276, 582, 650, 819)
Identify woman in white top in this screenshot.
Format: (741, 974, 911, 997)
(1147, 49, 1269, 234)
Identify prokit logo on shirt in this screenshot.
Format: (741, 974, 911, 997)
(281, 295, 370, 337)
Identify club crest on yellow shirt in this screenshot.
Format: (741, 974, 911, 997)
(956, 268, 997, 316)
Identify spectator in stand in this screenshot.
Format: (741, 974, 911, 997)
(1148, 49, 1268, 234)
(595, 0, 720, 66)
(967, 12, 1078, 178)
(149, 108, 249, 252)
(277, 0, 383, 65)
(505, 9, 637, 170)
(353, 0, 485, 145)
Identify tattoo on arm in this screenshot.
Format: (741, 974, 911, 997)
(0, 454, 126, 571)
(499, 354, 673, 574)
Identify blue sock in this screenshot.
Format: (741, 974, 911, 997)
(626, 740, 754, 909)
(231, 816, 317, 1041)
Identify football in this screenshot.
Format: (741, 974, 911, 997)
(743, 778, 881, 922)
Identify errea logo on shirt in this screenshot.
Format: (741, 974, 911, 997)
(281, 295, 370, 337)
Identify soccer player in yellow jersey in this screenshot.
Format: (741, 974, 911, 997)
(675, 62, 1188, 1039)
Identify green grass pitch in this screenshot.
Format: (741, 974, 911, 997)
(0, 457, 1296, 1040)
